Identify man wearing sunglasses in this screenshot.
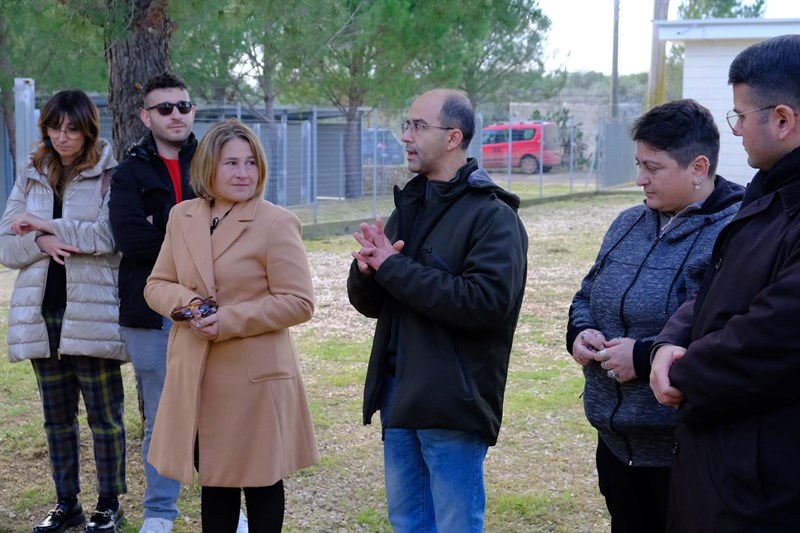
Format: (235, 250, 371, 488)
(348, 89, 528, 532)
(108, 72, 197, 533)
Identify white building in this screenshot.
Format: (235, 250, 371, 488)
(655, 17, 800, 185)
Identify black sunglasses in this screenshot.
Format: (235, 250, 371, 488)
(170, 297, 217, 321)
(146, 100, 194, 116)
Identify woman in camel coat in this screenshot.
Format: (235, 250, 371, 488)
(144, 119, 318, 532)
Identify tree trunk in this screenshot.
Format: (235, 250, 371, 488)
(105, 0, 172, 160)
(344, 104, 362, 199)
(0, 12, 17, 174)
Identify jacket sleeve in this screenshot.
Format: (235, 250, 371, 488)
(214, 209, 315, 342)
(373, 204, 527, 332)
(347, 259, 387, 318)
(49, 175, 116, 255)
(109, 165, 168, 261)
(565, 210, 634, 354)
(653, 294, 696, 351)
(668, 249, 800, 427)
(566, 260, 601, 355)
(0, 177, 48, 269)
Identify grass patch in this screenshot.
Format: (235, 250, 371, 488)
(0, 192, 647, 531)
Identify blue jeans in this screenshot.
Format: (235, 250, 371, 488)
(380, 377, 488, 533)
(122, 317, 180, 521)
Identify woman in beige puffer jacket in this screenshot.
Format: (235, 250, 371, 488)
(0, 90, 127, 533)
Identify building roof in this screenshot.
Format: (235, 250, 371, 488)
(655, 17, 799, 42)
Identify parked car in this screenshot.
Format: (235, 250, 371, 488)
(481, 122, 561, 173)
(362, 127, 405, 165)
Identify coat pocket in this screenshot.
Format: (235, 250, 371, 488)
(242, 332, 298, 382)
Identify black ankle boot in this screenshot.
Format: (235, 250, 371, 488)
(32, 499, 85, 533)
(84, 498, 124, 532)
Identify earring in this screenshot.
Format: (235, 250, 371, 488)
(693, 179, 703, 190)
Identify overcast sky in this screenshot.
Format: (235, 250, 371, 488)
(538, 0, 800, 75)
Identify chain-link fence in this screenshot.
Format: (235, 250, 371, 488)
(2, 93, 642, 226)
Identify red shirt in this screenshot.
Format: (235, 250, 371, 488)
(159, 156, 182, 203)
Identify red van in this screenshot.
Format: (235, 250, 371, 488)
(481, 122, 562, 173)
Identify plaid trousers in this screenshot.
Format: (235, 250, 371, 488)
(31, 308, 127, 500)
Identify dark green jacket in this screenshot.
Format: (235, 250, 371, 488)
(348, 159, 528, 445)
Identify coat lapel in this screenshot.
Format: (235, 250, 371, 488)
(210, 197, 259, 261)
(180, 199, 216, 296)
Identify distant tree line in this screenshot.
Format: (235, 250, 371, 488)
(0, 0, 764, 195)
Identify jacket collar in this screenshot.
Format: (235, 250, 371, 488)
(739, 146, 800, 218)
(177, 196, 260, 296)
(127, 131, 198, 162)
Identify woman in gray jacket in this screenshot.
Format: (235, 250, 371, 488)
(566, 100, 743, 532)
(0, 90, 127, 533)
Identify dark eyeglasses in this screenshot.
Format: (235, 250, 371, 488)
(146, 100, 194, 116)
(170, 297, 218, 321)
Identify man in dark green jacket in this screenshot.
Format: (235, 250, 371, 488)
(348, 89, 528, 532)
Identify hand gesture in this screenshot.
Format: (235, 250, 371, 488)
(35, 234, 79, 265)
(572, 329, 607, 366)
(351, 217, 404, 273)
(594, 337, 636, 383)
(650, 344, 686, 407)
(12, 213, 54, 236)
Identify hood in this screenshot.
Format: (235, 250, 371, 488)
(695, 175, 745, 215)
(423, 158, 521, 212)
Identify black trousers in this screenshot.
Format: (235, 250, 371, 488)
(201, 481, 284, 533)
(596, 437, 670, 533)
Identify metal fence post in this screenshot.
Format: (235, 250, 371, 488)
(14, 78, 36, 182)
(311, 107, 318, 223)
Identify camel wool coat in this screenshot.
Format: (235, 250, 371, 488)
(144, 195, 319, 487)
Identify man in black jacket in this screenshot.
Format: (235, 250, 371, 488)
(651, 35, 800, 531)
(109, 72, 196, 533)
(348, 89, 528, 532)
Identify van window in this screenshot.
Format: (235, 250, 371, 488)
(512, 128, 536, 142)
(483, 130, 508, 144)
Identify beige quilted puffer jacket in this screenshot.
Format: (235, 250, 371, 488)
(0, 139, 128, 362)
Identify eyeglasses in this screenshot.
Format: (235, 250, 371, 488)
(170, 297, 218, 321)
(725, 105, 777, 131)
(47, 125, 81, 140)
(401, 120, 453, 135)
(146, 100, 194, 116)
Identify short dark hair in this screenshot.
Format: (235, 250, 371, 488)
(143, 72, 188, 100)
(439, 91, 475, 151)
(728, 34, 800, 113)
(631, 99, 720, 177)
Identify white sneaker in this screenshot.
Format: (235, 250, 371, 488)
(236, 510, 248, 533)
(139, 517, 174, 533)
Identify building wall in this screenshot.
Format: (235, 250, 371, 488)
(682, 40, 757, 185)
(658, 17, 800, 186)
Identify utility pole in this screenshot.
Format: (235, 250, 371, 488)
(647, 0, 671, 109)
(611, 0, 620, 118)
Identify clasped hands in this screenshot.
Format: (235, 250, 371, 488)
(650, 344, 686, 407)
(11, 212, 77, 266)
(351, 217, 404, 273)
(572, 329, 636, 383)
